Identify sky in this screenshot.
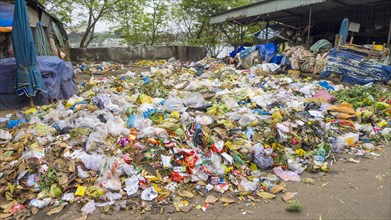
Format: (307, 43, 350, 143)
(95, 21, 108, 32)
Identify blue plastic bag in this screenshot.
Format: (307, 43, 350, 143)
(127, 115, 136, 128)
(7, 118, 26, 129)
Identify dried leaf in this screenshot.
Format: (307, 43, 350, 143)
(205, 195, 218, 204)
(177, 190, 194, 198)
(256, 192, 276, 199)
(179, 204, 193, 213)
(68, 161, 75, 172)
(0, 201, 16, 213)
(282, 192, 295, 202)
(47, 204, 66, 216)
(270, 185, 285, 194)
(247, 195, 261, 202)
(0, 213, 12, 218)
(31, 207, 39, 215)
(58, 173, 69, 186)
(220, 197, 235, 203)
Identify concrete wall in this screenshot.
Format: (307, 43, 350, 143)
(70, 46, 207, 63)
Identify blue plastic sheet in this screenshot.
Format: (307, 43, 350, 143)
(229, 46, 245, 58)
(258, 43, 278, 63)
(320, 49, 391, 85)
(7, 118, 27, 129)
(318, 81, 335, 91)
(0, 56, 77, 109)
(0, 2, 13, 28)
(240, 46, 259, 59)
(270, 54, 283, 64)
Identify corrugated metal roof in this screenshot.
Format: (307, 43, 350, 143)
(210, 0, 325, 24)
(210, 0, 391, 27)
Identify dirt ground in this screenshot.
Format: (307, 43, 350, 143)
(28, 145, 390, 220)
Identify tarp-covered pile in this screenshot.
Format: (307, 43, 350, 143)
(320, 49, 391, 85)
(0, 56, 77, 109)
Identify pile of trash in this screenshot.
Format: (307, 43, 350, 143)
(0, 58, 390, 218)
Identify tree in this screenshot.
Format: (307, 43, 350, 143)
(173, 0, 256, 57)
(113, 0, 170, 46)
(40, 0, 127, 48)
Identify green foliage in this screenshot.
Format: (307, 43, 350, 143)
(334, 85, 391, 108)
(286, 199, 303, 212)
(41, 0, 261, 50)
(38, 167, 58, 191)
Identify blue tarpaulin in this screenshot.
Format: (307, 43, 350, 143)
(0, 2, 14, 31)
(0, 56, 77, 109)
(12, 0, 47, 97)
(320, 49, 391, 85)
(259, 43, 278, 63)
(230, 46, 245, 58)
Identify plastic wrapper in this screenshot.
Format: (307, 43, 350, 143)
(141, 186, 158, 201)
(124, 176, 139, 196)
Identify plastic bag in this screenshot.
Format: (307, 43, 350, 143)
(30, 198, 52, 209)
(98, 157, 122, 191)
(253, 153, 274, 170)
(77, 165, 90, 179)
(124, 176, 139, 196)
(81, 200, 96, 215)
(183, 92, 206, 108)
(240, 178, 257, 191)
(0, 129, 12, 143)
(163, 97, 187, 113)
(312, 90, 337, 103)
(273, 167, 301, 182)
(79, 152, 106, 171)
(107, 117, 126, 136)
(238, 114, 258, 127)
(287, 159, 305, 174)
(195, 115, 214, 126)
(85, 123, 108, 152)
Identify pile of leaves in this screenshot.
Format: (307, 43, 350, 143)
(334, 85, 391, 108)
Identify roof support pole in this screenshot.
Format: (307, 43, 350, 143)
(387, 16, 391, 48)
(306, 6, 312, 49)
(266, 20, 269, 44)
